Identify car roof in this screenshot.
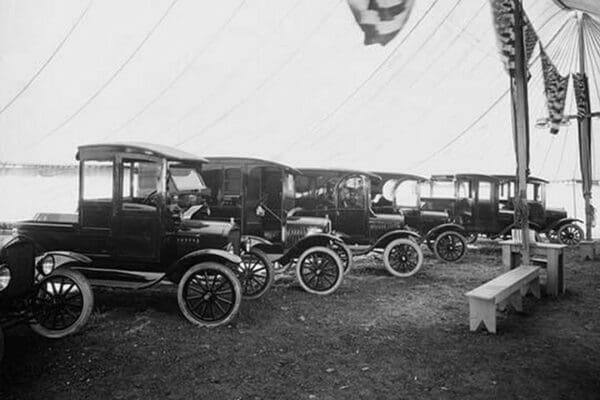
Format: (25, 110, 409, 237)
(205, 156, 301, 175)
(77, 142, 208, 163)
(371, 172, 427, 183)
(430, 173, 500, 182)
(492, 174, 549, 184)
(299, 168, 382, 181)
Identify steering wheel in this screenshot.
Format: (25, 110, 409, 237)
(142, 190, 158, 205)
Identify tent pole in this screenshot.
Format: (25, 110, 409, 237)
(511, 0, 531, 264)
(577, 13, 594, 240)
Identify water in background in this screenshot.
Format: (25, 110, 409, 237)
(0, 169, 598, 237)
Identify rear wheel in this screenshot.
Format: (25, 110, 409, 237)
(178, 263, 242, 327)
(383, 238, 424, 277)
(557, 223, 584, 246)
(30, 269, 94, 339)
(328, 240, 354, 274)
(434, 231, 467, 262)
(237, 249, 273, 299)
(296, 247, 343, 295)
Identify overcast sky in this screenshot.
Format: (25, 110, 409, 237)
(0, 0, 598, 181)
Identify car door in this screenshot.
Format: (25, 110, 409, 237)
(111, 155, 162, 266)
(473, 179, 498, 231)
(335, 174, 368, 241)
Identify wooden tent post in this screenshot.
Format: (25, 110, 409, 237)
(577, 14, 594, 240)
(511, 0, 531, 264)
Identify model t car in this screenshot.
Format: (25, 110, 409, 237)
(370, 172, 465, 256)
(493, 175, 583, 245)
(0, 236, 94, 363)
(294, 168, 424, 277)
(14, 143, 248, 328)
(191, 157, 349, 296)
(421, 174, 584, 262)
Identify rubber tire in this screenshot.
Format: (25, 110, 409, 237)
(433, 231, 467, 263)
(557, 223, 584, 247)
(383, 238, 424, 278)
(30, 269, 94, 339)
(295, 246, 344, 296)
(238, 248, 274, 300)
(177, 262, 242, 328)
(329, 240, 354, 275)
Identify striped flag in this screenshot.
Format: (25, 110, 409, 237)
(347, 0, 415, 46)
(540, 46, 569, 134)
(572, 72, 590, 118)
(489, 0, 538, 76)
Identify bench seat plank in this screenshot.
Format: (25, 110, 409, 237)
(466, 265, 539, 302)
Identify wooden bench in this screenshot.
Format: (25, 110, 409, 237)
(466, 265, 540, 334)
(500, 240, 566, 296)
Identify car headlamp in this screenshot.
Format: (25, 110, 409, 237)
(39, 255, 55, 276)
(0, 265, 11, 291)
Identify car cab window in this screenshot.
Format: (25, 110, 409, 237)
(121, 160, 163, 210)
(339, 176, 365, 209)
(458, 181, 472, 199)
(82, 161, 113, 201)
(478, 181, 492, 201)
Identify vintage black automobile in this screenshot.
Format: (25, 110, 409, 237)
(0, 236, 94, 363)
(295, 168, 424, 277)
(370, 172, 460, 250)
(493, 175, 583, 245)
(14, 143, 247, 328)
(421, 173, 584, 262)
(195, 157, 348, 296)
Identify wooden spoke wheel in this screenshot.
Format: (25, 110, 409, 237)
(546, 230, 558, 243)
(295, 247, 343, 295)
(30, 269, 94, 339)
(434, 231, 467, 262)
(177, 263, 242, 327)
(383, 238, 424, 278)
(238, 249, 274, 300)
(557, 223, 584, 247)
(328, 240, 354, 274)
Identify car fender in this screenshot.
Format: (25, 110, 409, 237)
(278, 233, 344, 265)
(425, 223, 467, 240)
(157, 249, 242, 287)
(38, 251, 92, 269)
(497, 222, 542, 238)
(1, 234, 44, 256)
(242, 235, 273, 251)
(548, 218, 584, 232)
(372, 230, 421, 250)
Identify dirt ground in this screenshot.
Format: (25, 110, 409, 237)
(1, 242, 599, 400)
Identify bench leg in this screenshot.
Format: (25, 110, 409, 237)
(469, 298, 496, 334)
(508, 292, 523, 312)
(529, 278, 541, 299)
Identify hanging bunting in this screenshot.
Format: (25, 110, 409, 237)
(489, 0, 538, 76)
(347, 0, 415, 46)
(572, 72, 590, 118)
(540, 46, 569, 134)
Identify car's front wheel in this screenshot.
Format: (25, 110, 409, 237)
(296, 247, 344, 295)
(30, 268, 94, 339)
(383, 238, 424, 277)
(177, 262, 242, 327)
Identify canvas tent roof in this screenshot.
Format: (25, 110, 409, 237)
(0, 0, 597, 183)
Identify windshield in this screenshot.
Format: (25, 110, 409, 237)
(169, 167, 206, 192)
(424, 180, 455, 198)
(393, 180, 419, 208)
